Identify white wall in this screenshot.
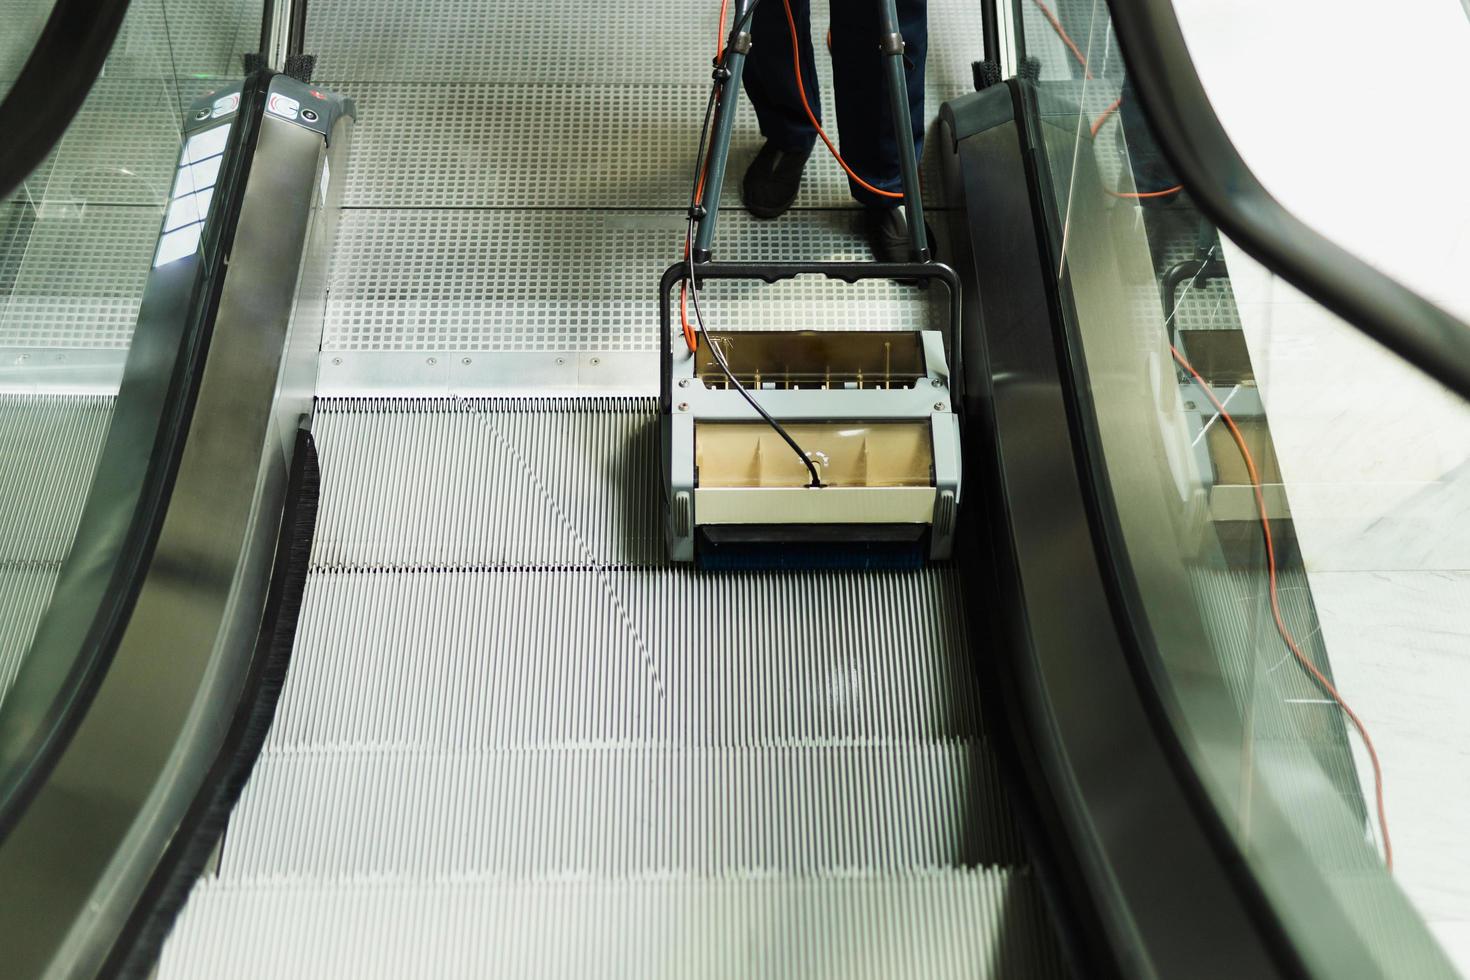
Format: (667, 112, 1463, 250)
(1172, 1, 1470, 969)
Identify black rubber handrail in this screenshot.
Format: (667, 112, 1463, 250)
(0, 0, 134, 201)
(1104, 0, 1470, 397)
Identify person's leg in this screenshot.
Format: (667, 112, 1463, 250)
(739, 0, 820, 219)
(829, 0, 927, 209)
(741, 0, 820, 153)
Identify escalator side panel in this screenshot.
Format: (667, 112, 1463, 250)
(940, 82, 1286, 979)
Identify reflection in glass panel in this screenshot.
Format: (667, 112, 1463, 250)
(1014, 0, 1467, 975)
(0, 0, 57, 104)
(0, 0, 263, 784)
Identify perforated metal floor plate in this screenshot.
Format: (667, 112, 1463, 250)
(2, 2, 52, 81)
(1, 204, 161, 349)
(1156, 229, 1241, 334)
(3, 0, 253, 347)
(314, 0, 983, 358)
(330, 80, 952, 210)
(45, 76, 213, 209)
(306, 0, 984, 94)
(106, 0, 262, 81)
(1, 74, 227, 349)
(10, 13, 244, 209)
(324, 209, 950, 353)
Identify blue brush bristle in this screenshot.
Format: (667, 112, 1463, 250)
(696, 541, 926, 572)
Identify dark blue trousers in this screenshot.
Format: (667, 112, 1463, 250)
(741, 0, 928, 208)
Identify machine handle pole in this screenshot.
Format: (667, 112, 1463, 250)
(692, 0, 755, 262)
(878, 0, 930, 262)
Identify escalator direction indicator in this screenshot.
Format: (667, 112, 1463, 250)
(267, 92, 300, 121)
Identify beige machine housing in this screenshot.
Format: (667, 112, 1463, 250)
(663, 330, 961, 562)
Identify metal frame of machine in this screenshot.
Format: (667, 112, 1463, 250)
(661, 0, 963, 566)
(659, 262, 963, 564)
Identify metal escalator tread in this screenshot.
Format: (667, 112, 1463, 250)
(222, 741, 1015, 877)
(307, 397, 666, 567)
(163, 872, 1064, 978)
(159, 399, 1069, 977)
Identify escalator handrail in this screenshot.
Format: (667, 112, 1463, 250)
(1103, 0, 1470, 396)
(0, 0, 134, 201)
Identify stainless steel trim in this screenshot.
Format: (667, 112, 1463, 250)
(0, 349, 127, 396)
(998, 0, 1020, 77)
(265, 0, 294, 71)
(317, 350, 659, 397)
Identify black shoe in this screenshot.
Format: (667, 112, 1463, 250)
(742, 142, 811, 219)
(864, 206, 938, 264)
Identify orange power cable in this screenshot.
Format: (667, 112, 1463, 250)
(1031, 0, 1092, 79)
(1106, 186, 1181, 200)
(1089, 96, 1122, 137)
(715, 0, 730, 60)
(1030, 0, 1181, 199)
(1172, 345, 1393, 869)
(779, 0, 904, 200)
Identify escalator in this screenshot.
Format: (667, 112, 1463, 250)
(153, 1, 1069, 973)
(1, 0, 1468, 978)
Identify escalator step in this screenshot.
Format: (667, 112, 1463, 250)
(267, 566, 983, 748)
(311, 397, 664, 568)
(155, 383, 1073, 973)
(219, 740, 1023, 878)
(162, 869, 1067, 980)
